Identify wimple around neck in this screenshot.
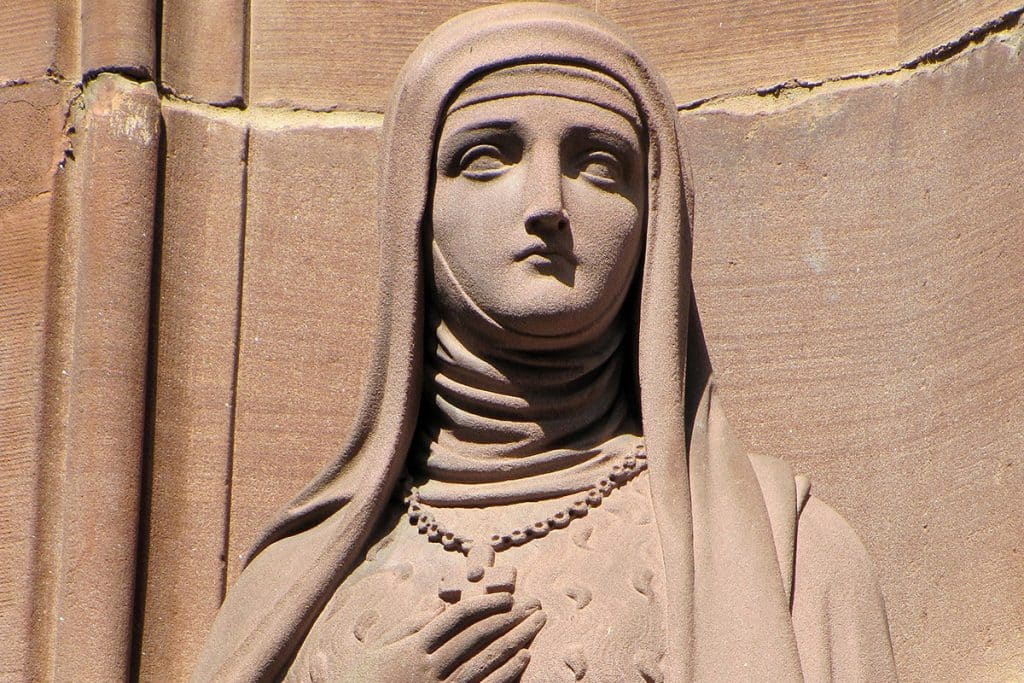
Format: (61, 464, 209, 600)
(412, 305, 638, 498)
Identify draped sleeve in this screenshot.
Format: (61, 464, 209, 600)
(791, 496, 898, 681)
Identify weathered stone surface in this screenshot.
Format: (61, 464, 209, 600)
(81, 0, 156, 78)
(246, 0, 1021, 111)
(201, 6, 899, 678)
(137, 103, 247, 681)
(226, 119, 381, 582)
(605, 1, 1023, 106)
(898, 0, 1020, 60)
(0, 79, 72, 681)
(0, 1, 65, 83)
(33, 73, 159, 681)
(1, 2, 1019, 678)
(685, 32, 1024, 681)
(603, 0, 899, 105)
(161, 0, 245, 105)
(218, 22, 1022, 682)
(248, 0, 585, 112)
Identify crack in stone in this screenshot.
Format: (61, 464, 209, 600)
(0, 74, 66, 90)
(5, 5, 1021, 120)
(679, 4, 1024, 111)
(906, 4, 1024, 68)
(81, 64, 154, 87)
(58, 85, 83, 172)
(160, 92, 383, 129)
(158, 81, 245, 109)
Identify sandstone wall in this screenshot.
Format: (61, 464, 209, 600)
(1, 1, 1021, 680)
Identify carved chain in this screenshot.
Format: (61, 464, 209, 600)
(405, 443, 648, 555)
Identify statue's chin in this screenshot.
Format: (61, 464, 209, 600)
(432, 258, 624, 345)
(484, 288, 613, 340)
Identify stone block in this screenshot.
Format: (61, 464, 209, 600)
(0, 79, 71, 681)
(898, 0, 1021, 61)
(685, 32, 1024, 681)
(34, 73, 159, 681)
(247, 0, 591, 112)
(247, 0, 1021, 112)
(226, 119, 381, 583)
(161, 0, 245, 105)
(137, 103, 247, 681)
(602, 0, 898, 105)
(81, 0, 156, 78)
(0, 2, 62, 83)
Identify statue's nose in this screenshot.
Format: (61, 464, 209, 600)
(523, 149, 567, 234)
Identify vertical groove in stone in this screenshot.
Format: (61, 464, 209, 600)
(221, 125, 250, 606)
(34, 73, 160, 681)
(81, 0, 156, 78)
(0, 81, 73, 682)
(242, 0, 252, 104)
(30, 121, 83, 682)
(136, 104, 247, 680)
(161, 0, 246, 105)
(225, 123, 380, 584)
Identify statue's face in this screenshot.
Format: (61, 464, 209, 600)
(431, 93, 645, 338)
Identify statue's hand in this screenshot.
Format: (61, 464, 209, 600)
(346, 592, 545, 682)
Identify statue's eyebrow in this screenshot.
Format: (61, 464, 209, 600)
(436, 120, 518, 170)
(440, 119, 516, 142)
(565, 122, 641, 156)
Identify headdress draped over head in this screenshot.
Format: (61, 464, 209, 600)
(446, 62, 642, 130)
(195, 4, 810, 680)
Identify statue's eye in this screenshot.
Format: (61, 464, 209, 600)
(459, 144, 508, 179)
(578, 150, 624, 186)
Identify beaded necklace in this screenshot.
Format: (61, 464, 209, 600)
(405, 442, 648, 555)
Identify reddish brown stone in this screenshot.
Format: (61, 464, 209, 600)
(198, 6, 895, 679)
(0, 79, 72, 680)
(247, 0, 593, 111)
(0, 1, 77, 84)
(685, 33, 1024, 681)
(0, 2, 56, 84)
(34, 73, 159, 681)
(0, 2, 1019, 679)
(81, 0, 156, 78)
(246, 0, 1021, 111)
(161, 0, 245, 105)
(602, 0, 900, 105)
(138, 103, 247, 680)
(898, 0, 1020, 60)
(213, 17, 1022, 681)
(226, 120, 381, 582)
(604, 0, 1022, 106)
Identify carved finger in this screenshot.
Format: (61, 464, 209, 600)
(448, 610, 546, 683)
(420, 593, 514, 654)
(480, 649, 531, 683)
(383, 600, 446, 644)
(432, 599, 539, 678)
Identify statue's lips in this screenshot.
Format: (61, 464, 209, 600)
(514, 244, 577, 266)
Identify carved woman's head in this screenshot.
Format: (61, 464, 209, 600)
(429, 64, 647, 344)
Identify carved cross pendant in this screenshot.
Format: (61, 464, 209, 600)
(438, 545, 516, 603)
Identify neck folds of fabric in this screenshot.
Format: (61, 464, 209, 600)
(414, 309, 635, 504)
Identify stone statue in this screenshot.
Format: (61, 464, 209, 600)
(195, 4, 896, 680)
